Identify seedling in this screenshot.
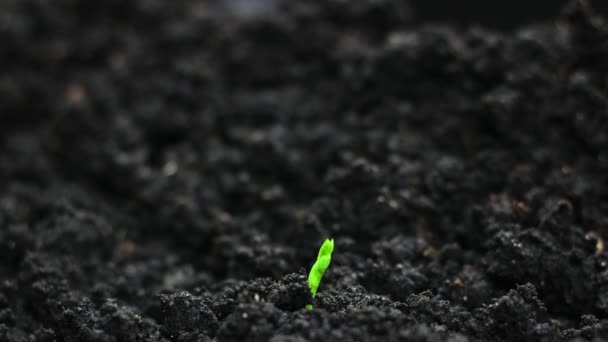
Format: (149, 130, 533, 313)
(306, 238, 334, 310)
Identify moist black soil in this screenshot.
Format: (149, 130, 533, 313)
(2, 1, 608, 341)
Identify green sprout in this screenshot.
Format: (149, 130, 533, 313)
(306, 238, 334, 310)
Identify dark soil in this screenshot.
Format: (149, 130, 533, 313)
(2, 0, 608, 341)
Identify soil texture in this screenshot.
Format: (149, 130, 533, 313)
(2, 0, 608, 341)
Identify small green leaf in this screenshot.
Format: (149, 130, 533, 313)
(307, 238, 334, 310)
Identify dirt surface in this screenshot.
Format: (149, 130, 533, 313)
(1, 0, 608, 341)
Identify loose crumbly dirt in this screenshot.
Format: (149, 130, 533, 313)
(1, 1, 608, 341)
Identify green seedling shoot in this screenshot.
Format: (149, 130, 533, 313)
(306, 238, 334, 310)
